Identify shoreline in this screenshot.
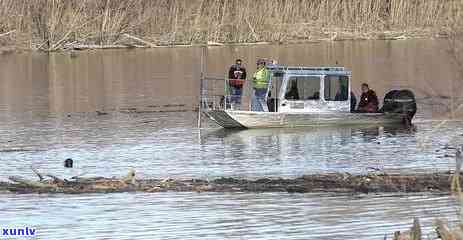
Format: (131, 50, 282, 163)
(0, 30, 449, 54)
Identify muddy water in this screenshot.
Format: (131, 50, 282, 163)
(1, 39, 463, 239)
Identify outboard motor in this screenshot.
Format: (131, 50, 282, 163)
(380, 89, 417, 124)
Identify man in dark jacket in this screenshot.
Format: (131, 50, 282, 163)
(228, 59, 247, 80)
(357, 83, 379, 112)
(227, 59, 247, 107)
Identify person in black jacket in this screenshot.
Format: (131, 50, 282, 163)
(357, 83, 379, 112)
(228, 59, 247, 80)
(227, 59, 247, 106)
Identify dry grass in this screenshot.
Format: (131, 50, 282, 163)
(0, 0, 462, 51)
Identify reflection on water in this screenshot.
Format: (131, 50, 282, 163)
(200, 121, 462, 177)
(0, 111, 461, 181)
(0, 39, 462, 118)
(1, 39, 463, 239)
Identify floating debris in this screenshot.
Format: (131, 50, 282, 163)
(1, 170, 461, 194)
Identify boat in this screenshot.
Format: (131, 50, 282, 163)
(199, 63, 416, 129)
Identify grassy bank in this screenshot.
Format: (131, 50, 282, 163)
(0, 0, 462, 51)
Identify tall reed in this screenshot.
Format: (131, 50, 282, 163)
(0, 0, 461, 50)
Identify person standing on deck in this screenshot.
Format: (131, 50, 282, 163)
(227, 59, 247, 106)
(251, 59, 270, 111)
(357, 83, 379, 113)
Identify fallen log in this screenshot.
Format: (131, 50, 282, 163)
(1, 171, 461, 194)
(0, 30, 16, 38)
(123, 34, 157, 47)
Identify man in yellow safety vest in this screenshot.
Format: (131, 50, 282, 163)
(252, 59, 270, 111)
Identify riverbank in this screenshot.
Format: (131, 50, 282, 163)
(0, 30, 448, 54)
(0, 0, 461, 52)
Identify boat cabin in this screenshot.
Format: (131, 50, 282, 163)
(265, 65, 352, 113)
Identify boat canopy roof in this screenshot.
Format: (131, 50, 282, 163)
(267, 64, 351, 76)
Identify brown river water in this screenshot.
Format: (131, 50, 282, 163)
(1, 39, 463, 239)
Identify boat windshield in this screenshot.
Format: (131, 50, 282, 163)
(324, 75, 349, 101)
(284, 76, 320, 100)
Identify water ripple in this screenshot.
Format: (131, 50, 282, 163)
(0, 192, 458, 239)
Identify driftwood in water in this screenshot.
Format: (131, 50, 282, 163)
(1, 170, 461, 194)
(123, 34, 157, 47)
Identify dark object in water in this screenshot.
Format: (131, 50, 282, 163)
(380, 89, 417, 122)
(96, 111, 108, 116)
(64, 158, 73, 168)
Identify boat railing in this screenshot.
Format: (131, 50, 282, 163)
(200, 75, 250, 112)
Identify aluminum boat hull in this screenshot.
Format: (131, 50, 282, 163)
(204, 110, 408, 128)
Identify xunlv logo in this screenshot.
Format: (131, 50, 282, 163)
(2, 227, 36, 236)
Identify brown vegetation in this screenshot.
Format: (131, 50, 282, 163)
(0, 0, 462, 51)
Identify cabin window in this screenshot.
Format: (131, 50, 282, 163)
(284, 76, 320, 100)
(324, 75, 349, 101)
